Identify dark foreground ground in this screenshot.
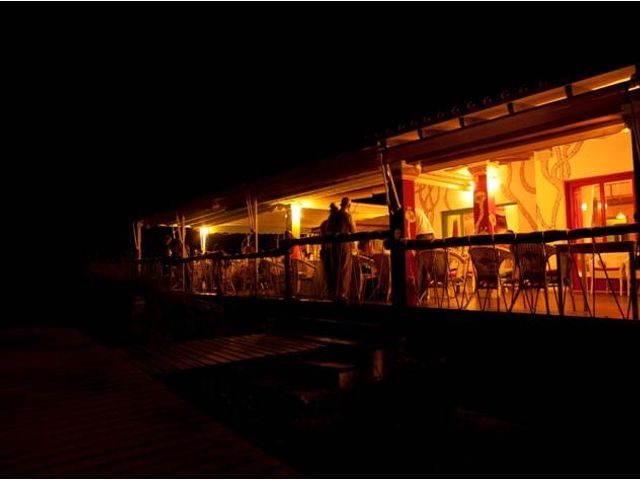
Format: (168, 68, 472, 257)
(4, 280, 640, 477)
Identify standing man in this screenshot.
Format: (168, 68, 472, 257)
(320, 203, 339, 298)
(329, 197, 357, 303)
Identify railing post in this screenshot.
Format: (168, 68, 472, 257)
(215, 255, 224, 297)
(283, 246, 293, 301)
(557, 243, 565, 316)
(389, 216, 408, 308)
(386, 161, 420, 308)
(181, 262, 186, 293)
(135, 221, 143, 278)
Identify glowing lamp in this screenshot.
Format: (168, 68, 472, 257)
(487, 165, 500, 193)
(290, 204, 302, 239)
(200, 227, 209, 253)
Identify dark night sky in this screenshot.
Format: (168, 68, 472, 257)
(12, 5, 638, 265)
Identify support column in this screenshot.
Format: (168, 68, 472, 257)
(135, 221, 143, 260)
(469, 164, 498, 234)
(254, 197, 259, 252)
(176, 214, 187, 291)
(134, 221, 143, 277)
(623, 87, 640, 223)
(389, 161, 421, 307)
(179, 214, 187, 258)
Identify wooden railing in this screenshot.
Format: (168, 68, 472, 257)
(130, 224, 639, 319)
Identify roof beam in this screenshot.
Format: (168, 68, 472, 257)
(386, 83, 629, 167)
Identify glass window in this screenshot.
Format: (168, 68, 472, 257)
(567, 173, 634, 240)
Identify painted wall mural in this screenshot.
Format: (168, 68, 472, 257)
(537, 142, 583, 229)
(415, 130, 632, 237)
(500, 162, 538, 230)
(416, 183, 441, 225)
(519, 161, 536, 194)
(499, 141, 583, 231)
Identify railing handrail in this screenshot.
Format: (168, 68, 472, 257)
(131, 225, 637, 264)
(127, 223, 638, 319)
(133, 247, 287, 264)
(286, 230, 391, 247)
(396, 224, 639, 251)
(132, 230, 391, 264)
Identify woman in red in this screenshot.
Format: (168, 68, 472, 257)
(284, 229, 302, 259)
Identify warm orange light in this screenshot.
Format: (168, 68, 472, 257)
(462, 188, 474, 206)
(621, 127, 631, 134)
(616, 212, 627, 221)
(487, 165, 500, 193)
(291, 204, 301, 238)
(462, 180, 475, 206)
(581, 202, 588, 212)
(200, 227, 210, 253)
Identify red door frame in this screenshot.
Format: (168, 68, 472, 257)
(564, 171, 635, 292)
(564, 171, 635, 230)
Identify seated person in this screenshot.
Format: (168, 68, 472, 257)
(415, 208, 435, 241)
(414, 209, 437, 300)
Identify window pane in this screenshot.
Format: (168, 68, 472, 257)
(574, 183, 603, 228)
(604, 179, 633, 225)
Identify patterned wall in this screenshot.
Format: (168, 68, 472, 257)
(415, 131, 632, 235)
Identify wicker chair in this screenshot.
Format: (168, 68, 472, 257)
(468, 246, 514, 311)
(511, 243, 554, 314)
(417, 249, 467, 308)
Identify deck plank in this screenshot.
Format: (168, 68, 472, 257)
(0, 328, 294, 477)
(118, 333, 325, 375)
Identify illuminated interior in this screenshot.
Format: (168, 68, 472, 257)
(140, 65, 636, 264)
(416, 127, 634, 238)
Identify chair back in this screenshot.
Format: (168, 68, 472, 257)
(514, 243, 551, 287)
(469, 246, 510, 288)
(417, 249, 448, 284)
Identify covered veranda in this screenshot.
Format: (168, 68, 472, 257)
(133, 65, 640, 320)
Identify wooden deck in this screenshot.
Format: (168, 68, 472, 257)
(0, 328, 295, 478)
(421, 291, 638, 320)
(119, 334, 326, 376)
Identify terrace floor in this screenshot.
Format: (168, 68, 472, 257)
(420, 290, 638, 320)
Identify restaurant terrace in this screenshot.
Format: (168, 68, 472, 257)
(132, 64, 640, 321)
